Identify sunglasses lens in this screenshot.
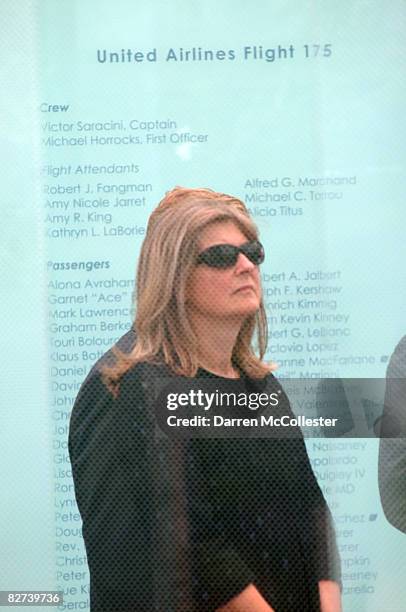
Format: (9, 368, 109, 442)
(197, 241, 265, 268)
(202, 245, 238, 268)
(243, 241, 265, 265)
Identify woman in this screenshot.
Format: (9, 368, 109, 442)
(69, 187, 341, 611)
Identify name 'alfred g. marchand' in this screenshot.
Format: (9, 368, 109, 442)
(245, 176, 357, 188)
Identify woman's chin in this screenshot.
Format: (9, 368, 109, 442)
(227, 302, 261, 319)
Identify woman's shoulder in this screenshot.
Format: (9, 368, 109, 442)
(243, 369, 279, 391)
(73, 356, 179, 427)
(75, 359, 169, 403)
(69, 360, 165, 453)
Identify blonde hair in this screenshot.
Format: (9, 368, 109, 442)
(101, 187, 272, 396)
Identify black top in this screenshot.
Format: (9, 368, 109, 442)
(69, 331, 341, 611)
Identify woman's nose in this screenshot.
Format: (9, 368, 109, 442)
(235, 252, 255, 272)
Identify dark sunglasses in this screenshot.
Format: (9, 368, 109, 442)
(196, 240, 265, 268)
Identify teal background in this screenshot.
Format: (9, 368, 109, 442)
(1, 1, 406, 610)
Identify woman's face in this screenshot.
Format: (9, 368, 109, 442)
(186, 221, 262, 321)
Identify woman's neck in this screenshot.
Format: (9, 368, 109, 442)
(198, 361, 240, 379)
(189, 311, 243, 378)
